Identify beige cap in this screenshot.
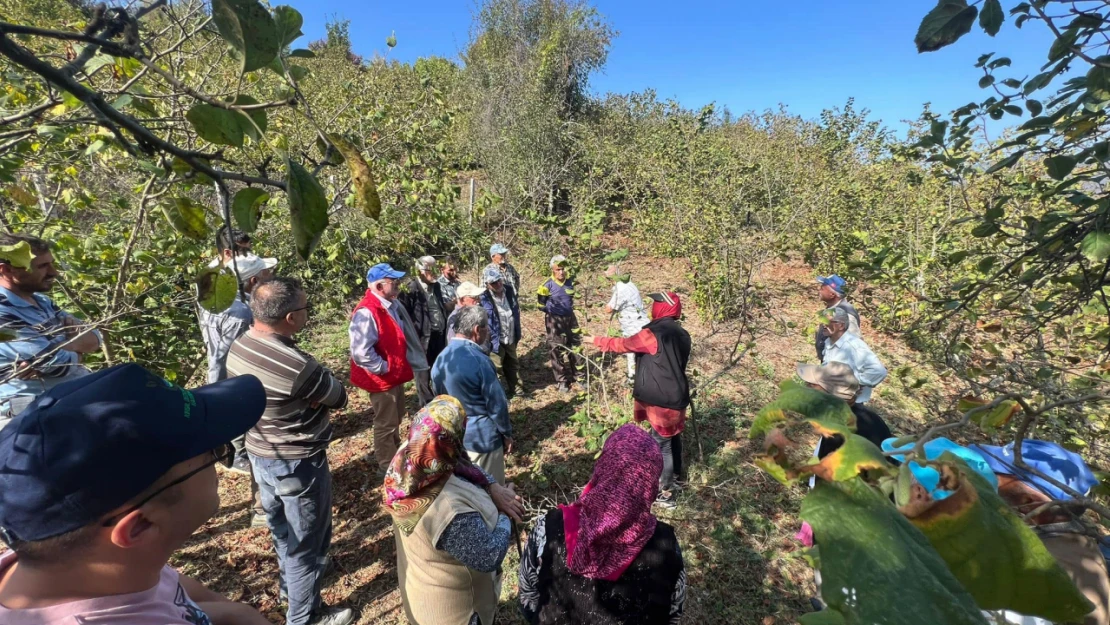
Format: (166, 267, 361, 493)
(456, 281, 484, 299)
(797, 361, 860, 402)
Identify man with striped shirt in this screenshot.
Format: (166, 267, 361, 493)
(226, 277, 353, 625)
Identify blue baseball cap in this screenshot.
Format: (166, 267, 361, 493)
(816, 275, 847, 294)
(366, 263, 405, 283)
(0, 364, 265, 543)
(971, 440, 1097, 501)
(482, 264, 503, 284)
(490, 243, 509, 257)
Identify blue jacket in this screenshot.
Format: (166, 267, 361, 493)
(537, 277, 575, 317)
(480, 284, 521, 353)
(431, 338, 511, 453)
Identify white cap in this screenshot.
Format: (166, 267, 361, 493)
(230, 254, 277, 281)
(550, 254, 568, 267)
(456, 281, 484, 299)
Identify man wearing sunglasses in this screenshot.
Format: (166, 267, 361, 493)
(0, 363, 269, 624)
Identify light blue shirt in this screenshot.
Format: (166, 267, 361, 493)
(431, 337, 510, 453)
(0, 286, 101, 419)
(822, 332, 887, 403)
(198, 295, 252, 384)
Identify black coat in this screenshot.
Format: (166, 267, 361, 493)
(398, 277, 450, 349)
(633, 317, 692, 411)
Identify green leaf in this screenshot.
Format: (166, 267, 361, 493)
(930, 119, 948, 143)
(1044, 154, 1077, 180)
(979, 0, 1003, 35)
(288, 48, 315, 58)
(1048, 28, 1079, 63)
(232, 188, 269, 233)
(1023, 71, 1054, 95)
(386, 31, 397, 48)
(799, 610, 846, 625)
(915, 0, 979, 53)
(805, 430, 891, 482)
(750, 380, 856, 439)
(905, 455, 1094, 621)
(287, 64, 309, 82)
(972, 221, 1000, 237)
(1025, 99, 1043, 116)
(272, 6, 304, 48)
(1080, 231, 1110, 262)
(0, 241, 33, 270)
(285, 158, 329, 261)
(230, 95, 268, 141)
(186, 104, 245, 147)
(196, 267, 239, 313)
(802, 479, 989, 625)
(1000, 78, 1022, 89)
(327, 134, 382, 219)
(1086, 58, 1110, 101)
(161, 198, 208, 241)
(985, 150, 1025, 173)
(1002, 104, 1022, 116)
(211, 0, 281, 74)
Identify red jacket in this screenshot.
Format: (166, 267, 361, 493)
(349, 290, 414, 392)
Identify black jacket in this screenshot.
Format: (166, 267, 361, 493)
(633, 317, 692, 411)
(398, 277, 450, 349)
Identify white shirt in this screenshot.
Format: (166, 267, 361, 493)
(822, 332, 887, 403)
(607, 281, 649, 336)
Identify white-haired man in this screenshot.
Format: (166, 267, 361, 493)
(398, 255, 451, 369)
(818, 307, 886, 404)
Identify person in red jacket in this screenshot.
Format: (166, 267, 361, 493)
(584, 291, 691, 509)
(349, 263, 428, 478)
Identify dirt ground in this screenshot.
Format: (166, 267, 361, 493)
(174, 254, 960, 625)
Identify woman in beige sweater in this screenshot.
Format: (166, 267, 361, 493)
(382, 396, 523, 625)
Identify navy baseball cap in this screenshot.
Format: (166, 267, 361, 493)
(816, 275, 847, 294)
(0, 364, 266, 543)
(366, 263, 405, 283)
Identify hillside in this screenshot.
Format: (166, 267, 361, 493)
(172, 254, 956, 625)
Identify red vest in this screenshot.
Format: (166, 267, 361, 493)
(349, 290, 414, 392)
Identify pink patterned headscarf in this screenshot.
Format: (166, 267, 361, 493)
(560, 424, 663, 581)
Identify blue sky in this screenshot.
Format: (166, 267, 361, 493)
(286, 0, 1057, 137)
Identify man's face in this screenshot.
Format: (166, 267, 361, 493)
(826, 320, 847, 341)
(5, 251, 60, 293)
(221, 241, 252, 263)
(818, 284, 839, 303)
(288, 291, 309, 333)
(492, 253, 506, 265)
(246, 268, 273, 294)
(377, 277, 400, 300)
(475, 323, 491, 346)
(552, 264, 567, 281)
(488, 279, 504, 295)
(460, 296, 479, 307)
(134, 451, 221, 548)
(442, 263, 458, 280)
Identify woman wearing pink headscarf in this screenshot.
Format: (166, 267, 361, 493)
(517, 424, 687, 625)
(584, 291, 691, 508)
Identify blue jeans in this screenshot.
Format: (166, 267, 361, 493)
(250, 450, 333, 625)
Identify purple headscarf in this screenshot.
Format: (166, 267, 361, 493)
(560, 424, 663, 581)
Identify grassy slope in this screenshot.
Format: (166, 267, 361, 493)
(173, 255, 957, 625)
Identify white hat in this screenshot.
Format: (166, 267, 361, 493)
(550, 254, 568, 267)
(230, 254, 277, 281)
(456, 281, 484, 299)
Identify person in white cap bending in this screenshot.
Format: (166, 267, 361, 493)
(537, 255, 582, 393)
(604, 263, 649, 384)
(488, 243, 521, 293)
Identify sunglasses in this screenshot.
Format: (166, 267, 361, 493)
(100, 445, 231, 527)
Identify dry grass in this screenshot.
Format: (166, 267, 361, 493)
(173, 255, 959, 624)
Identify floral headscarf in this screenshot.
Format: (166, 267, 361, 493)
(382, 396, 489, 534)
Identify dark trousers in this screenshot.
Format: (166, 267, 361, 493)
(250, 450, 333, 625)
(651, 429, 683, 491)
(492, 341, 520, 394)
(427, 328, 447, 366)
(413, 368, 435, 407)
(545, 313, 582, 385)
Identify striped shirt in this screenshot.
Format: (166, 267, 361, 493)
(226, 330, 348, 459)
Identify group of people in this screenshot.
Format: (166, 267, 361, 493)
(0, 226, 1103, 625)
(0, 228, 697, 625)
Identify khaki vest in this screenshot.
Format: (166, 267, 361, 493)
(395, 475, 502, 625)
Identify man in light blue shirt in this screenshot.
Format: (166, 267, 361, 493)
(820, 307, 886, 404)
(0, 234, 101, 429)
(431, 305, 512, 484)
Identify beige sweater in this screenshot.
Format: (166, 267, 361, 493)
(395, 475, 502, 625)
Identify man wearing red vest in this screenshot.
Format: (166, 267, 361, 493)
(349, 263, 427, 475)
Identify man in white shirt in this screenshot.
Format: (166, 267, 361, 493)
(815, 274, 861, 361)
(819, 307, 886, 404)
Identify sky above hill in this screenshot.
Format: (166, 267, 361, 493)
(286, 0, 1058, 138)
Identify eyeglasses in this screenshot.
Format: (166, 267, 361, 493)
(100, 445, 231, 527)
